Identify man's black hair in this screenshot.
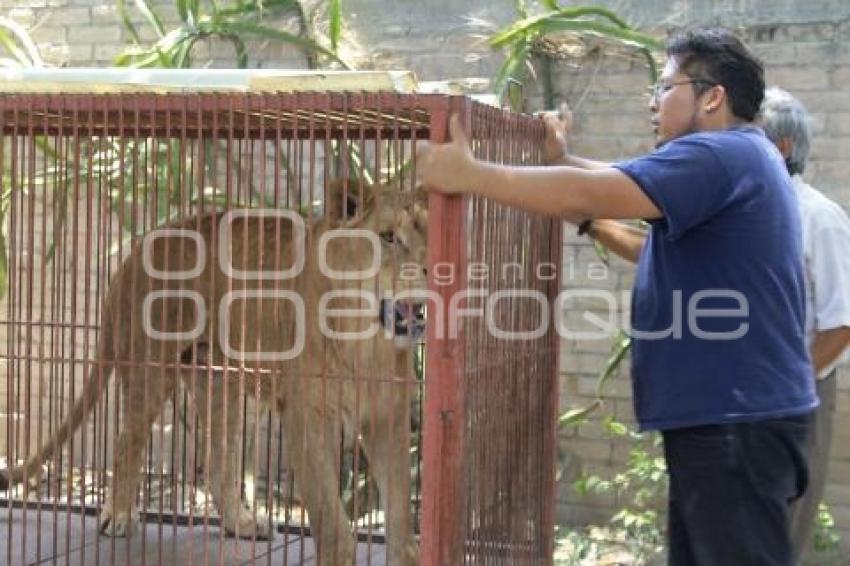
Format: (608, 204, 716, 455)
(667, 28, 765, 122)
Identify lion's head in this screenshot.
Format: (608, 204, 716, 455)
(323, 179, 429, 345)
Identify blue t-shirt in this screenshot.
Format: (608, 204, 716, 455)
(614, 126, 817, 431)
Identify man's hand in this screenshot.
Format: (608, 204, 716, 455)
(540, 102, 572, 165)
(416, 114, 477, 195)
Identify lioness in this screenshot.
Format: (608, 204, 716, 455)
(1, 180, 426, 565)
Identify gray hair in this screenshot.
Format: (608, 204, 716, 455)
(759, 87, 811, 175)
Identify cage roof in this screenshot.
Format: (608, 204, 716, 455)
(0, 68, 419, 94)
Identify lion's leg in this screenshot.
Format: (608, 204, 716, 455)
(100, 368, 172, 537)
(281, 406, 355, 565)
(191, 372, 272, 539)
(360, 384, 419, 566)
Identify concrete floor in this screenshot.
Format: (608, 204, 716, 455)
(0, 509, 388, 565)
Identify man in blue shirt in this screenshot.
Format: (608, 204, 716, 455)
(418, 28, 816, 565)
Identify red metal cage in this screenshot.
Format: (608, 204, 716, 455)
(0, 91, 559, 565)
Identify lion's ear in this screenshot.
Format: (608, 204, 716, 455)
(326, 179, 373, 224)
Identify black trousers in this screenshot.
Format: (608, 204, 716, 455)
(662, 414, 812, 566)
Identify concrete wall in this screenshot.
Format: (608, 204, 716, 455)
(1, 0, 849, 551)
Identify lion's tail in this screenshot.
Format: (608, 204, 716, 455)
(0, 312, 117, 491)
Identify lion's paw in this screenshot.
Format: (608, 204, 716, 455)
(99, 505, 138, 538)
(223, 510, 274, 540)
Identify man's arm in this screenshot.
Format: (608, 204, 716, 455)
(547, 153, 612, 170)
(539, 107, 647, 262)
(810, 326, 850, 376)
(807, 209, 850, 376)
(418, 115, 662, 221)
(586, 220, 648, 264)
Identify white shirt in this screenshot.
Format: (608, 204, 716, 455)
(793, 174, 850, 378)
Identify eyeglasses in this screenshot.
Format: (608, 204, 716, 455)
(648, 79, 716, 101)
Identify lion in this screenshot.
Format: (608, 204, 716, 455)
(1, 179, 427, 565)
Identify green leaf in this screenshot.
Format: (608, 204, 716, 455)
(0, 17, 44, 67)
(490, 7, 634, 48)
(604, 416, 628, 437)
(592, 238, 610, 264)
(122, 27, 193, 68)
(0, 224, 7, 300)
(132, 0, 167, 39)
(174, 33, 203, 68)
(117, 0, 143, 45)
(491, 37, 531, 97)
(491, 14, 661, 52)
(216, 0, 303, 22)
(329, 0, 341, 52)
(176, 0, 191, 25)
(558, 399, 601, 428)
(188, 0, 200, 24)
(225, 33, 249, 68)
(219, 19, 352, 68)
(595, 331, 631, 397)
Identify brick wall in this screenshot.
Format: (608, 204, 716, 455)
(1, 0, 849, 551)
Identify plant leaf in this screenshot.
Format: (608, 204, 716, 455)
(329, 0, 341, 52)
(504, 6, 632, 42)
(133, 0, 167, 39)
(491, 37, 531, 97)
(0, 224, 7, 300)
(174, 34, 202, 68)
(0, 17, 44, 66)
(491, 14, 661, 51)
(116, 0, 143, 45)
(219, 20, 352, 68)
(224, 32, 248, 68)
(176, 0, 190, 25)
(514, 0, 529, 19)
(558, 399, 602, 428)
(217, 0, 301, 20)
(595, 331, 631, 398)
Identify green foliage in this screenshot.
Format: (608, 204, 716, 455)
(0, 16, 43, 68)
(102, 0, 357, 244)
(489, 3, 662, 105)
(0, 18, 46, 299)
(559, 329, 630, 427)
(812, 501, 842, 555)
(115, 0, 351, 69)
(558, 324, 662, 562)
(567, 419, 666, 563)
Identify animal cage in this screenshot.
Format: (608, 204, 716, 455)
(0, 71, 560, 565)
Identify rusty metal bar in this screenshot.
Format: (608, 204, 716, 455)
(421, 95, 469, 566)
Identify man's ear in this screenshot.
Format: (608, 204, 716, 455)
(775, 137, 794, 160)
(326, 179, 373, 224)
(703, 84, 729, 114)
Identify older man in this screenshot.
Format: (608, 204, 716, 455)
(760, 86, 850, 563)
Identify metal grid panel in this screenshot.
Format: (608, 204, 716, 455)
(420, 99, 558, 566)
